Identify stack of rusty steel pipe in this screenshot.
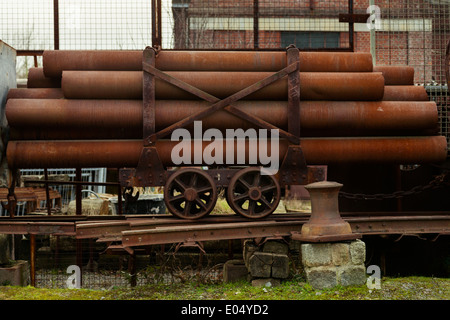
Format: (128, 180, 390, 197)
(5, 50, 448, 169)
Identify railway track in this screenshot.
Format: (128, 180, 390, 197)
(1, 211, 448, 243)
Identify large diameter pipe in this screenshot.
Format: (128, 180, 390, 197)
(382, 85, 429, 101)
(6, 99, 438, 139)
(43, 50, 374, 78)
(27, 68, 61, 88)
(373, 66, 415, 85)
(6, 137, 447, 169)
(6, 88, 64, 100)
(6, 85, 423, 102)
(62, 71, 385, 101)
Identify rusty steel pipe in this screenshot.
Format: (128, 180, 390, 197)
(382, 85, 429, 101)
(43, 50, 374, 78)
(27, 68, 61, 88)
(6, 85, 425, 102)
(7, 136, 447, 169)
(373, 66, 415, 85)
(6, 99, 439, 139)
(6, 88, 64, 100)
(61, 70, 385, 101)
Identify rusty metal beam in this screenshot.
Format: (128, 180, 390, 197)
(7, 136, 448, 169)
(121, 221, 304, 246)
(347, 215, 450, 235)
(0, 221, 75, 235)
(117, 214, 450, 247)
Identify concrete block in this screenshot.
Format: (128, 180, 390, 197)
(249, 252, 272, 278)
(223, 259, 248, 283)
(337, 265, 366, 287)
(272, 254, 290, 279)
(301, 243, 331, 267)
(350, 239, 366, 265)
(331, 243, 350, 266)
(0, 260, 29, 286)
(305, 266, 337, 289)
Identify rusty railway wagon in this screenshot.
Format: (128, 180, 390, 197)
(5, 47, 448, 220)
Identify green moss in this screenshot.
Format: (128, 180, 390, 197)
(0, 276, 448, 300)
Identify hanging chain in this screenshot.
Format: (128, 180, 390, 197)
(339, 171, 450, 201)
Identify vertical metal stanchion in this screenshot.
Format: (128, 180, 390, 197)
(75, 168, 82, 216)
(44, 168, 52, 215)
(30, 234, 36, 287)
(128, 252, 137, 287)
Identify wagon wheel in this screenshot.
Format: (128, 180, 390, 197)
(227, 167, 281, 219)
(164, 168, 217, 220)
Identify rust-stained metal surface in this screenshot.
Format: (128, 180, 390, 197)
(6, 137, 448, 169)
(121, 220, 304, 247)
(0, 212, 448, 238)
(6, 99, 438, 139)
(373, 65, 415, 85)
(27, 67, 61, 88)
(382, 86, 429, 101)
(43, 50, 373, 77)
(61, 70, 385, 101)
(75, 212, 450, 247)
(296, 181, 360, 242)
(6, 88, 64, 100)
(0, 221, 75, 235)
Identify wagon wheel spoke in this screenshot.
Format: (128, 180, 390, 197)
(259, 195, 272, 209)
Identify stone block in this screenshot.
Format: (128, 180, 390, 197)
(272, 254, 290, 279)
(331, 243, 350, 266)
(305, 266, 337, 289)
(262, 240, 289, 255)
(223, 259, 248, 283)
(350, 239, 366, 265)
(301, 243, 331, 267)
(249, 252, 272, 278)
(251, 278, 281, 287)
(337, 265, 366, 286)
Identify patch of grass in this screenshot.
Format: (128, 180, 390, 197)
(1, 277, 448, 300)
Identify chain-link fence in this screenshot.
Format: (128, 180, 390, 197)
(15, 235, 237, 289)
(372, 0, 450, 151)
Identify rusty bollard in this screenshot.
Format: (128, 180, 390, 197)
(295, 181, 360, 242)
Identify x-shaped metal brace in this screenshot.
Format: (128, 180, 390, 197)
(122, 46, 313, 188)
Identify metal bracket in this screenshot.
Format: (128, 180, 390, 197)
(174, 240, 206, 255)
(119, 147, 166, 188)
(279, 145, 308, 185)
